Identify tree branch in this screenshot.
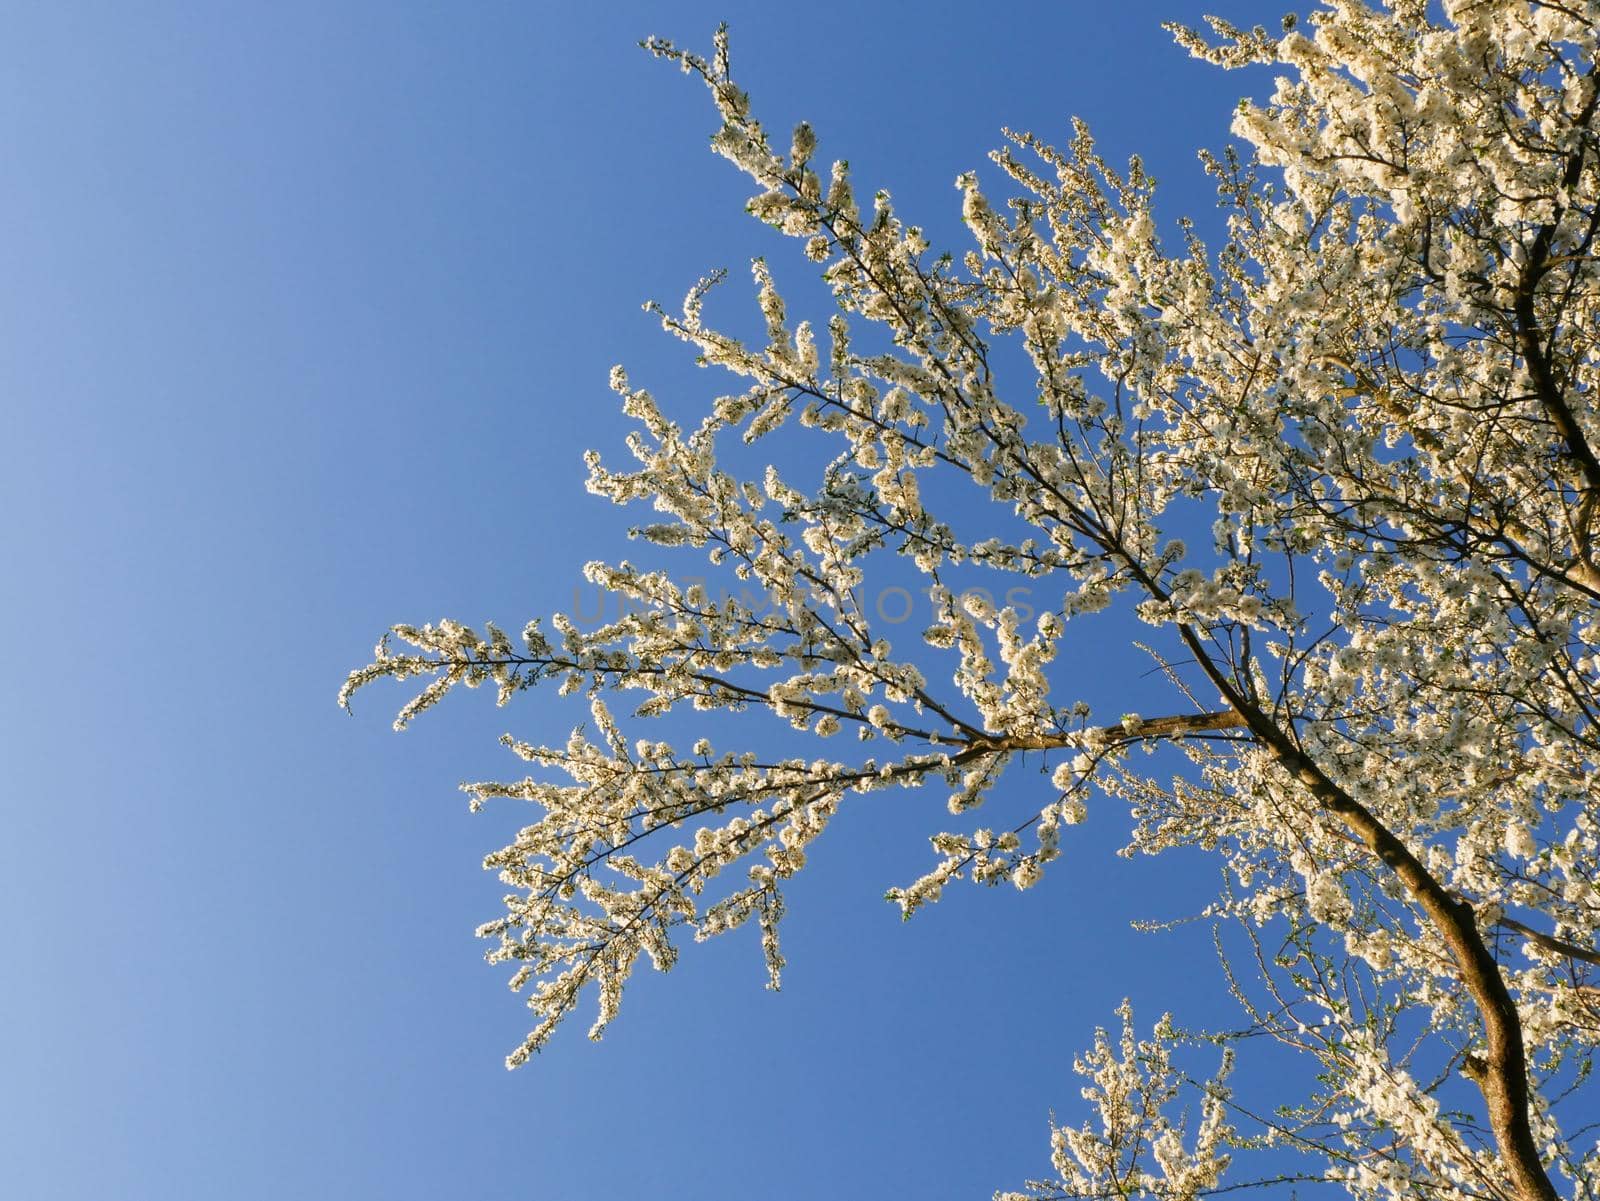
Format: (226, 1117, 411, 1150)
(1498, 915, 1600, 967)
(1168, 619, 1559, 1201)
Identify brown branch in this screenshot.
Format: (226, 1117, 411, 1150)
(1498, 915, 1600, 967)
(1169, 620, 1559, 1201)
(1111, 709, 1247, 740)
(971, 710, 1249, 756)
(1511, 76, 1600, 593)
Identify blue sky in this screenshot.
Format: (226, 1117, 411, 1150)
(4, 3, 1294, 1198)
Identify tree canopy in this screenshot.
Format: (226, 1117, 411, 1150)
(344, 4, 1600, 1197)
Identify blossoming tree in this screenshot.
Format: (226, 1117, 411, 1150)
(343, 3, 1600, 1197)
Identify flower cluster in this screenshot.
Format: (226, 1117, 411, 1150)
(347, 6, 1600, 1198)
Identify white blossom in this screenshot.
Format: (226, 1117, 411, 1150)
(347, 10, 1600, 1200)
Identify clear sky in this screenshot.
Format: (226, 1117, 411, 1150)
(4, 3, 1293, 1198)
